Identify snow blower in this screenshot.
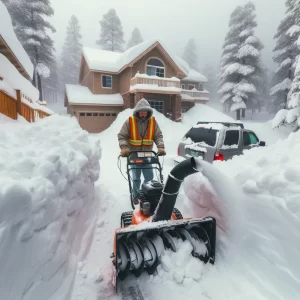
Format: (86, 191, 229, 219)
(111, 151, 216, 290)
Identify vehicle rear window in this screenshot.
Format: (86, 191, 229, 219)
(184, 127, 218, 146)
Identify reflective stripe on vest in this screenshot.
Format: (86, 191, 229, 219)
(128, 116, 155, 147)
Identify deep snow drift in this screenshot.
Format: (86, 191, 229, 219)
(69, 104, 299, 300)
(0, 114, 101, 300)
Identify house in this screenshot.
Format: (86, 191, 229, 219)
(64, 39, 209, 133)
(0, 2, 53, 121)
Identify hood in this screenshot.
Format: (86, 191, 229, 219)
(133, 98, 153, 120)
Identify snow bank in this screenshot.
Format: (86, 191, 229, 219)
(0, 2, 34, 78)
(0, 114, 101, 300)
(65, 84, 123, 105)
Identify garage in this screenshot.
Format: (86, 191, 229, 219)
(78, 111, 118, 133)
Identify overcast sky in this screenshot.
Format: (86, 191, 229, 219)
(50, 0, 285, 73)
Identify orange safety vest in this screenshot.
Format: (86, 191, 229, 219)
(128, 116, 155, 147)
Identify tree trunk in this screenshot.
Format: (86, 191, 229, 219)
(37, 73, 43, 101)
(236, 109, 240, 120)
(242, 109, 245, 118)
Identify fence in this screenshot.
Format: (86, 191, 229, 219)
(0, 89, 51, 122)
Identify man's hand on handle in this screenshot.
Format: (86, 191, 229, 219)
(120, 146, 130, 157)
(157, 147, 166, 156)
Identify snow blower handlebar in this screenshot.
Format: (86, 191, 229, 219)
(152, 157, 199, 222)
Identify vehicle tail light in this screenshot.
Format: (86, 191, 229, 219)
(214, 152, 224, 161)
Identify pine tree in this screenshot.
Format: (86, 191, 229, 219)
(96, 8, 124, 52)
(127, 27, 143, 49)
(60, 15, 82, 87)
(270, 0, 300, 113)
(182, 39, 198, 70)
(218, 2, 264, 120)
(272, 0, 300, 128)
(8, 0, 56, 101)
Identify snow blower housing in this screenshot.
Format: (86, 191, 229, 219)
(112, 151, 216, 290)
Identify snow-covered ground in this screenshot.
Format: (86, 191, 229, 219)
(68, 104, 298, 300)
(0, 104, 298, 300)
(0, 114, 101, 299)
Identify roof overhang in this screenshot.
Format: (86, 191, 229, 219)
(0, 35, 31, 80)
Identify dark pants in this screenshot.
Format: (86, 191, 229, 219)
(131, 164, 153, 199)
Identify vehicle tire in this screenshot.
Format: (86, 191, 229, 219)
(120, 211, 133, 227)
(173, 207, 183, 219)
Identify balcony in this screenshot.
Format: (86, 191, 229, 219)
(130, 73, 181, 94)
(181, 88, 210, 102)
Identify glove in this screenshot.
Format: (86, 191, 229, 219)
(157, 147, 166, 156)
(120, 147, 130, 157)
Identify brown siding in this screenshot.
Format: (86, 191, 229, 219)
(81, 72, 94, 92)
(80, 57, 90, 85)
(93, 73, 119, 94)
(132, 48, 178, 79)
(119, 68, 132, 94)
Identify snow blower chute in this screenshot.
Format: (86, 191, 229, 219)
(111, 151, 216, 289)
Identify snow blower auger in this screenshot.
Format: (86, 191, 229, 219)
(111, 151, 216, 290)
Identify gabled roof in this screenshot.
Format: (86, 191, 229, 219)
(82, 39, 208, 83)
(0, 2, 33, 80)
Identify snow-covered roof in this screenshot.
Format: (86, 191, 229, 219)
(82, 39, 207, 83)
(0, 53, 39, 101)
(174, 56, 208, 83)
(0, 2, 34, 79)
(65, 84, 124, 105)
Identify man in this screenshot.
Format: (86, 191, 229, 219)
(118, 98, 166, 204)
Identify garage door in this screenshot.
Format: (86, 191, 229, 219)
(78, 112, 117, 133)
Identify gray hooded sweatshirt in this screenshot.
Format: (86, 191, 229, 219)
(117, 98, 165, 151)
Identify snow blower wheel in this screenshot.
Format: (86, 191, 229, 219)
(112, 151, 216, 293)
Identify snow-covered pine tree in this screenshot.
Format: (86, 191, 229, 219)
(96, 8, 125, 52)
(9, 0, 56, 101)
(272, 0, 300, 129)
(182, 39, 198, 70)
(127, 27, 143, 49)
(270, 0, 300, 113)
(218, 2, 264, 120)
(60, 15, 82, 88)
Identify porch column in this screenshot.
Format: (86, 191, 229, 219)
(171, 94, 182, 122)
(134, 92, 144, 106)
(122, 92, 130, 109)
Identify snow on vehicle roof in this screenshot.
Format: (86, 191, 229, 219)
(0, 2, 34, 79)
(192, 123, 225, 130)
(0, 53, 39, 101)
(82, 39, 207, 83)
(65, 84, 124, 105)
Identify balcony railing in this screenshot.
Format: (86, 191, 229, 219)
(130, 73, 180, 89)
(181, 89, 210, 101)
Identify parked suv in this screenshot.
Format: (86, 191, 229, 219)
(175, 122, 266, 163)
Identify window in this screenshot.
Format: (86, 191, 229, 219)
(148, 100, 164, 113)
(184, 128, 218, 147)
(243, 131, 259, 146)
(105, 113, 111, 116)
(80, 112, 85, 116)
(223, 130, 239, 146)
(93, 113, 98, 116)
(249, 132, 259, 144)
(112, 112, 117, 116)
(243, 132, 251, 146)
(181, 84, 185, 89)
(146, 58, 165, 77)
(188, 84, 195, 90)
(102, 75, 112, 88)
(87, 113, 92, 116)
